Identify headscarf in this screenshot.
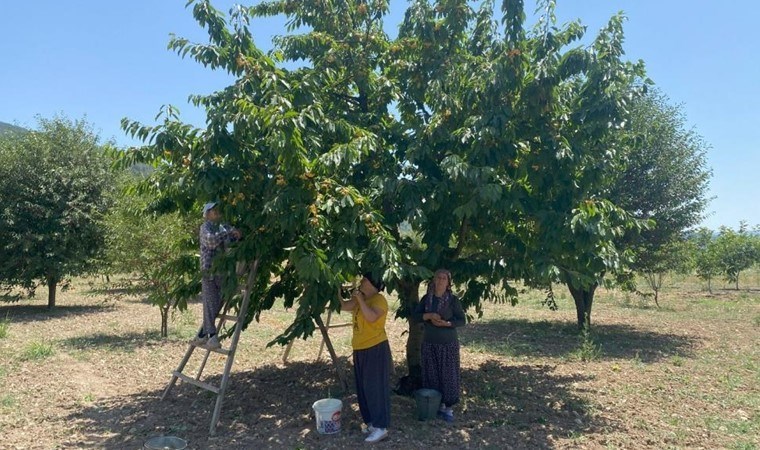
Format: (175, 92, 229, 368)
(424, 269, 452, 314)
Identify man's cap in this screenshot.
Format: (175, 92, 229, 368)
(202, 202, 218, 215)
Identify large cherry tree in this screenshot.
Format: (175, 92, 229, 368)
(119, 0, 646, 379)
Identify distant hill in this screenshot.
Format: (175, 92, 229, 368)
(0, 121, 28, 135)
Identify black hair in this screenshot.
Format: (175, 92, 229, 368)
(363, 272, 385, 292)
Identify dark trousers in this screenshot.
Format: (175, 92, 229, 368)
(353, 340, 392, 429)
(200, 275, 223, 337)
(422, 340, 461, 407)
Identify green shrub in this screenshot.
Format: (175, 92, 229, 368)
(571, 329, 601, 362)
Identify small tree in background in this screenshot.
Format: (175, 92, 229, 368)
(641, 239, 693, 307)
(691, 228, 719, 293)
(0, 116, 111, 308)
(103, 170, 199, 337)
(609, 88, 711, 302)
(714, 222, 758, 290)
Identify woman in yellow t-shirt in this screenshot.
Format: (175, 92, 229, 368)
(341, 272, 392, 444)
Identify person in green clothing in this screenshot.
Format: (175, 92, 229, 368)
(341, 272, 392, 443)
(412, 269, 466, 422)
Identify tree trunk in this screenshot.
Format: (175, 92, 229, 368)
(567, 282, 597, 330)
(159, 284, 171, 338)
(398, 279, 422, 380)
(646, 272, 662, 308)
(47, 275, 57, 309)
(653, 289, 660, 308)
(160, 304, 169, 338)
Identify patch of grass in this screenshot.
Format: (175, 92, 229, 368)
(168, 422, 190, 434)
(567, 430, 586, 441)
(721, 371, 742, 391)
(729, 443, 757, 450)
(21, 341, 54, 361)
(1, 393, 16, 408)
(670, 355, 685, 367)
(169, 308, 199, 340)
(570, 329, 601, 362)
(704, 414, 760, 439)
(471, 379, 510, 406)
(753, 315, 760, 327)
(83, 393, 95, 403)
(631, 350, 645, 369)
(0, 315, 9, 339)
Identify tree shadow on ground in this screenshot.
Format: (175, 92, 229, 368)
(65, 358, 618, 449)
(460, 318, 700, 363)
(82, 285, 143, 297)
(59, 331, 167, 352)
(0, 302, 116, 324)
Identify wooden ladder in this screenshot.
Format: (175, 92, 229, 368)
(161, 260, 258, 435)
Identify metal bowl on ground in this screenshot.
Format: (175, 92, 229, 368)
(143, 436, 187, 450)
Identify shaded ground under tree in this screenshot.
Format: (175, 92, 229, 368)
(0, 278, 757, 449)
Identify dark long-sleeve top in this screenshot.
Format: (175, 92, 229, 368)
(199, 220, 238, 273)
(411, 293, 466, 344)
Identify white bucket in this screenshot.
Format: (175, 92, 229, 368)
(312, 398, 342, 434)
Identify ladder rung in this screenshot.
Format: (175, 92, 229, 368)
(327, 323, 352, 329)
(218, 314, 239, 322)
(209, 346, 230, 355)
(189, 342, 231, 355)
(173, 371, 220, 394)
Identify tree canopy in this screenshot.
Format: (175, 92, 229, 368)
(0, 116, 112, 307)
(102, 170, 199, 336)
(118, 0, 653, 377)
(610, 88, 711, 276)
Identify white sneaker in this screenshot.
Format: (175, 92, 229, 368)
(206, 335, 221, 349)
(364, 427, 388, 443)
(361, 424, 376, 434)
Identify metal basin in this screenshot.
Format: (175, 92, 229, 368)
(143, 436, 187, 450)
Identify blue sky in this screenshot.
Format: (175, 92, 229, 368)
(1, 1, 757, 230)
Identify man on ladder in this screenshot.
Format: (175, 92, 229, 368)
(191, 201, 242, 349)
(162, 200, 253, 435)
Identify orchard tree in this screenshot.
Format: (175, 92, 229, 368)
(118, 0, 648, 381)
(103, 171, 199, 337)
(609, 89, 711, 299)
(379, 0, 648, 371)
(118, 0, 402, 347)
(0, 116, 112, 308)
(714, 222, 758, 289)
(691, 227, 719, 293)
(640, 239, 693, 307)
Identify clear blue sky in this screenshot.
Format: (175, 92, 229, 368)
(2, 1, 757, 230)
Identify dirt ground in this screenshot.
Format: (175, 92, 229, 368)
(0, 278, 758, 449)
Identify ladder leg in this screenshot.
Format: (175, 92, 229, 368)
(196, 349, 212, 380)
(210, 313, 245, 434)
(282, 339, 294, 364)
(317, 310, 332, 361)
(197, 312, 228, 379)
(210, 320, 244, 434)
(209, 259, 258, 436)
(162, 343, 196, 400)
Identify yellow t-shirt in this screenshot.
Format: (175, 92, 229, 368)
(351, 293, 388, 350)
